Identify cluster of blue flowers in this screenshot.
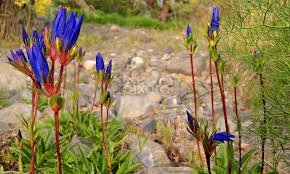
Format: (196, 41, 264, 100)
(8, 8, 84, 95)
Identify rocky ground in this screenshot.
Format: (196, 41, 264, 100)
(0, 24, 267, 173)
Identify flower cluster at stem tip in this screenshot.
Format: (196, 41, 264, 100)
(95, 53, 113, 109)
(186, 110, 235, 157)
(7, 7, 84, 97)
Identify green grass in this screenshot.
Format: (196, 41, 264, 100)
(76, 9, 185, 30)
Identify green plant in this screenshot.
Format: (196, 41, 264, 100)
(9, 111, 141, 174)
(156, 121, 174, 149)
(213, 145, 261, 174)
(222, 0, 290, 172)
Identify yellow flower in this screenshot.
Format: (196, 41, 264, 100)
(35, 0, 52, 16)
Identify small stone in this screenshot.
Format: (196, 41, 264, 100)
(127, 135, 170, 167)
(82, 60, 95, 71)
(116, 93, 161, 119)
(131, 56, 145, 67)
(70, 135, 93, 156)
(109, 25, 120, 32)
(0, 103, 40, 127)
(136, 167, 192, 174)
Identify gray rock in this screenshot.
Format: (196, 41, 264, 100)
(78, 83, 96, 107)
(70, 135, 93, 156)
(0, 103, 40, 127)
(0, 63, 27, 104)
(0, 121, 10, 132)
(116, 93, 162, 119)
(127, 135, 170, 167)
(142, 118, 157, 134)
(136, 167, 192, 174)
(163, 52, 207, 76)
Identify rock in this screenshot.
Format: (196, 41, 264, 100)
(161, 53, 173, 61)
(116, 93, 162, 119)
(82, 60, 95, 71)
(78, 83, 96, 107)
(0, 121, 10, 132)
(109, 25, 120, 32)
(131, 56, 145, 68)
(0, 103, 40, 127)
(136, 167, 192, 174)
(127, 135, 170, 167)
(142, 118, 157, 134)
(70, 135, 93, 156)
(0, 62, 27, 97)
(164, 52, 207, 76)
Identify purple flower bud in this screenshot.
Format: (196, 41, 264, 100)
(22, 27, 30, 46)
(51, 8, 66, 43)
(17, 129, 23, 141)
(210, 7, 220, 31)
(105, 59, 112, 78)
(96, 52, 105, 72)
(186, 24, 192, 37)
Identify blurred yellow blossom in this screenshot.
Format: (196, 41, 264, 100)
(35, 0, 52, 16)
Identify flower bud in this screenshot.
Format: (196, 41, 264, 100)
(49, 94, 64, 113)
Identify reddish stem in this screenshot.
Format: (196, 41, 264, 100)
(73, 61, 77, 115)
(209, 57, 215, 128)
(105, 107, 109, 129)
(214, 61, 229, 133)
(55, 65, 65, 95)
(76, 63, 80, 119)
(101, 105, 112, 174)
(91, 89, 97, 111)
(259, 73, 267, 174)
(62, 67, 66, 96)
(29, 86, 36, 174)
(234, 86, 242, 174)
(54, 111, 62, 174)
(189, 45, 204, 166)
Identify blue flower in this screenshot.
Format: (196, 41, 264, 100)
(96, 52, 105, 72)
(16, 49, 27, 62)
(51, 8, 66, 44)
(63, 12, 84, 50)
(32, 30, 39, 42)
(106, 59, 112, 78)
(186, 24, 192, 37)
(22, 27, 30, 46)
(211, 132, 235, 142)
(26, 44, 49, 84)
(210, 7, 220, 31)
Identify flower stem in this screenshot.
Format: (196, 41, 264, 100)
(206, 155, 212, 174)
(29, 83, 39, 174)
(214, 61, 229, 133)
(76, 63, 80, 119)
(259, 73, 267, 174)
(100, 105, 112, 174)
(54, 111, 62, 174)
(91, 89, 97, 111)
(234, 86, 242, 174)
(189, 45, 204, 166)
(209, 56, 215, 128)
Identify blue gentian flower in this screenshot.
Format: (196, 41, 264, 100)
(211, 132, 235, 142)
(106, 59, 112, 78)
(210, 7, 220, 31)
(16, 49, 27, 62)
(22, 27, 30, 46)
(63, 12, 84, 50)
(32, 30, 39, 42)
(26, 44, 49, 84)
(51, 8, 66, 44)
(186, 24, 192, 37)
(96, 52, 105, 72)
